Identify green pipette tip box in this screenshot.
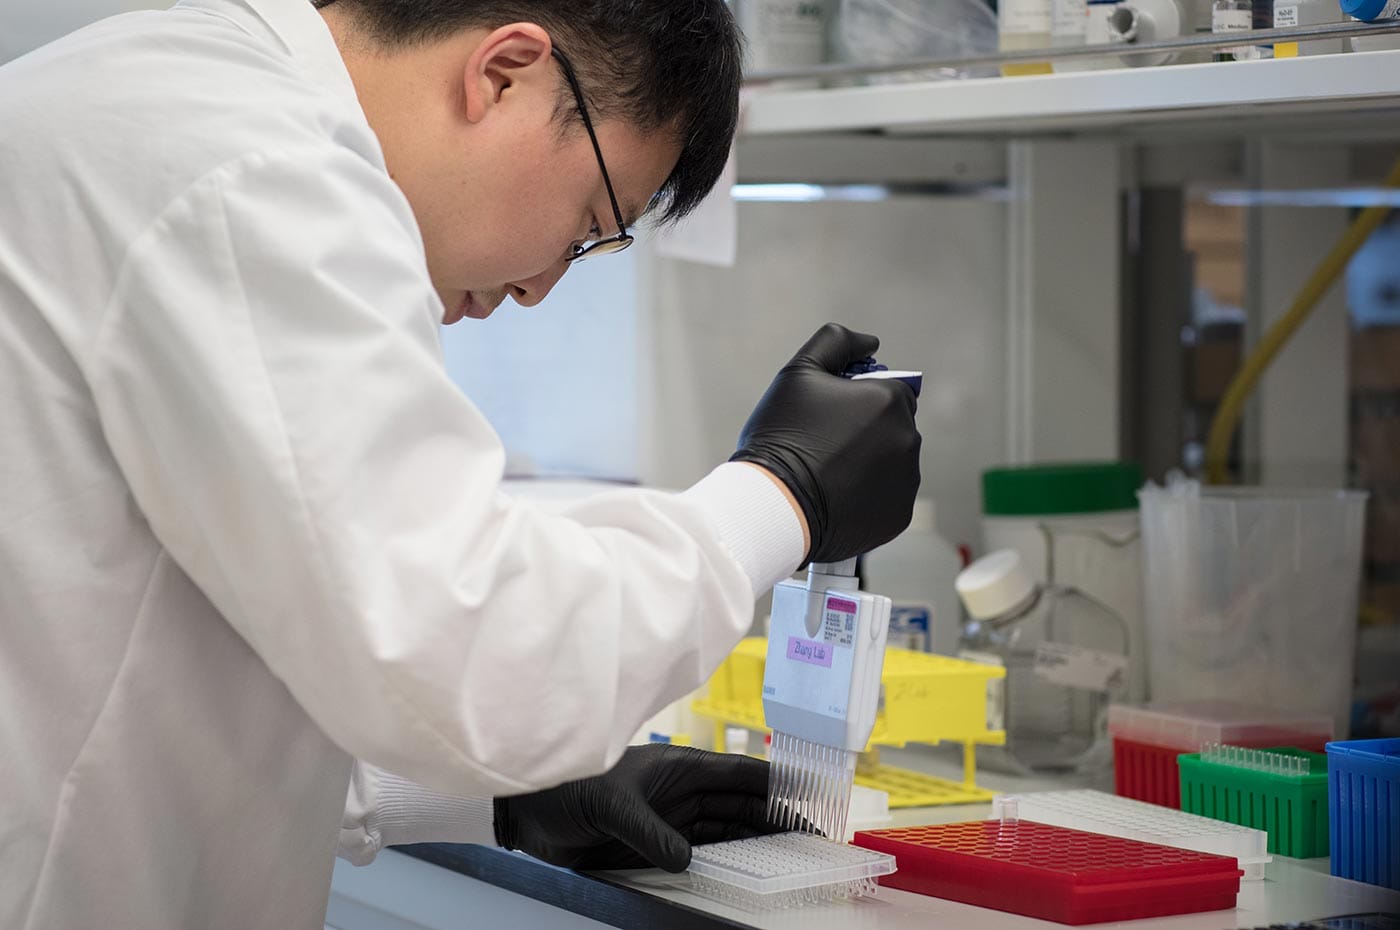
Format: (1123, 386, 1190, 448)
(1178, 746, 1329, 859)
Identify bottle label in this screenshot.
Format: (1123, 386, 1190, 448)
(889, 605, 931, 653)
(958, 650, 1007, 731)
(1001, 0, 1054, 35)
(1212, 8, 1254, 31)
(1032, 642, 1129, 691)
(1052, 0, 1089, 38)
(742, 0, 828, 69)
(1084, 4, 1118, 45)
(822, 594, 858, 647)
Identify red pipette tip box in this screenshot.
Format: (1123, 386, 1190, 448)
(852, 820, 1242, 925)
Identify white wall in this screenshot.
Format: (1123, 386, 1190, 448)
(444, 192, 1012, 549)
(638, 195, 1009, 552)
(440, 254, 641, 481)
(0, 0, 164, 63)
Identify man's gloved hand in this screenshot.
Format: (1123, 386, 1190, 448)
(493, 744, 779, 872)
(730, 322, 921, 564)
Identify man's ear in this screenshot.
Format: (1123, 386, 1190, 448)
(462, 22, 553, 124)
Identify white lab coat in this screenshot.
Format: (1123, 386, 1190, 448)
(0, 1, 804, 927)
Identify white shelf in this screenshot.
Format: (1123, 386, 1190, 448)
(741, 50, 1400, 140)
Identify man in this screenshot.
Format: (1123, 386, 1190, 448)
(0, 0, 921, 927)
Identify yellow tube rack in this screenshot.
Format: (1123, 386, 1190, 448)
(691, 638, 1006, 808)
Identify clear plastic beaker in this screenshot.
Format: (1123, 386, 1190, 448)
(1138, 480, 1368, 737)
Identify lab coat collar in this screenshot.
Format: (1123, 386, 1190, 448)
(239, 0, 363, 114)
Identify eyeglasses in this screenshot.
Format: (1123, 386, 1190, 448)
(551, 48, 634, 263)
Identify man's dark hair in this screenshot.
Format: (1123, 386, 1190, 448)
(314, 0, 742, 225)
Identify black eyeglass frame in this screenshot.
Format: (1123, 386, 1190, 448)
(551, 48, 634, 263)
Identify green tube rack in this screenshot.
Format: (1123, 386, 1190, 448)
(1178, 744, 1330, 859)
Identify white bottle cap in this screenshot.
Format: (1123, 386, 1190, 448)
(955, 549, 1036, 620)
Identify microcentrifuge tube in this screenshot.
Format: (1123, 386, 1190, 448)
(993, 796, 1021, 823)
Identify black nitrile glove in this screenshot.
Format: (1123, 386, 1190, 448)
(730, 322, 921, 564)
(492, 744, 779, 872)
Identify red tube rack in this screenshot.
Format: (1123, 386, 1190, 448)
(853, 820, 1242, 925)
(1108, 702, 1333, 808)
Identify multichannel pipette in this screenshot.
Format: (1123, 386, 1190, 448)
(760, 356, 920, 843)
(763, 557, 892, 843)
(683, 356, 919, 909)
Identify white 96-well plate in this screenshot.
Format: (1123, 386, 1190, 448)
(687, 831, 896, 909)
(1009, 789, 1271, 879)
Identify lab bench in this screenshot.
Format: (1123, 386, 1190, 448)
(325, 745, 1400, 930)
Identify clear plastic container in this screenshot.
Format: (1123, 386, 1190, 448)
(832, 0, 1000, 82)
(1138, 481, 1367, 738)
(687, 832, 896, 910)
(1108, 701, 1335, 752)
(998, 0, 1055, 72)
(1108, 700, 1333, 807)
(736, 0, 831, 73)
(1052, 0, 1089, 46)
(1009, 788, 1271, 879)
(957, 550, 1130, 772)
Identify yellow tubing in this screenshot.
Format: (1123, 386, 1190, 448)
(1358, 602, 1391, 627)
(1204, 156, 1400, 485)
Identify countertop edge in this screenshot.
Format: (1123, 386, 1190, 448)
(395, 843, 752, 930)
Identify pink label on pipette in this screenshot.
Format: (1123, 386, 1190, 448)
(823, 594, 858, 647)
(786, 636, 833, 667)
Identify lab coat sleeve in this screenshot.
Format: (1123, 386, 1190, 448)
(87, 145, 805, 798)
(339, 760, 496, 866)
